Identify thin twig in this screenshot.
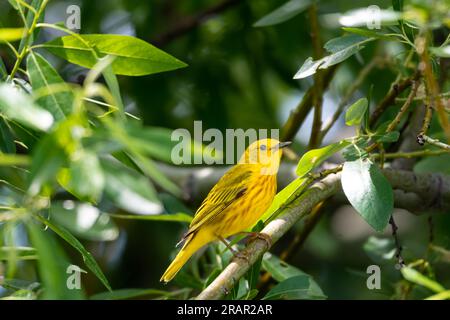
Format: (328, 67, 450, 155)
(373, 149, 450, 159)
(367, 80, 420, 154)
(417, 34, 450, 142)
(281, 66, 337, 142)
(320, 57, 380, 141)
(417, 134, 450, 150)
(307, 3, 324, 150)
(386, 80, 419, 132)
(369, 71, 420, 127)
(153, 0, 243, 46)
(389, 215, 405, 268)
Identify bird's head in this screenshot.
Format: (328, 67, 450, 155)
(239, 139, 291, 175)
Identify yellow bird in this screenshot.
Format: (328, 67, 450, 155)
(160, 138, 291, 283)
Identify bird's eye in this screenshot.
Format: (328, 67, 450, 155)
(259, 145, 267, 151)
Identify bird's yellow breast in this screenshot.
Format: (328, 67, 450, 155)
(214, 173, 277, 237)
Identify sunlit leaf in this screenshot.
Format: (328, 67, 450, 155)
(294, 35, 373, 79)
(261, 177, 308, 222)
(0, 84, 54, 132)
(430, 46, 450, 58)
(338, 8, 400, 27)
(401, 267, 445, 293)
(42, 34, 188, 76)
(50, 201, 119, 241)
(101, 158, 164, 215)
(0, 28, 24, 42)
(63, 152, 105, 202)
(0, 154, 30, 166)
(27, 52, 74, 121)
(296, 140, 351, 177)
(345, 98, 368, 126)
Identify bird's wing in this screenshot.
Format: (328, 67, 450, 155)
(186, 166, 254, 236)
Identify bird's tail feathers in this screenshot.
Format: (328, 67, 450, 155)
(160, 232, 207, 283)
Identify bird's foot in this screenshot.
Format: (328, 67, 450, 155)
(231, 250, 250, 263)
(237, 232, 272, 250)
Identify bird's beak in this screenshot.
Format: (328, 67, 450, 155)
(273, 141, 292, 150)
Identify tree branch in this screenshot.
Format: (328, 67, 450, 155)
(307, 3, 324, 149)
(196, 172, 342, 300)
(194, 169, 450, 299)
(369, 71, 420, 127)
(153, 0, 243, 46)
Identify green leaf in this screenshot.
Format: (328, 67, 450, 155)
(125, 125, 179, 162)
(0, 83, 54, 132)
(253, 0, 312, 27)
(414, 154, 450, 175)
(109, 212, 192, 223)
(338, 8, 401, 28)
(8, 0, 19, 9)
(27, 134, 66, 196)
(296, 140, 351, 177)
(0, 56, 7, 80)
(425, 290, 450, 300)
(18, 0, 43, 52)
(363, 236, 396, 264)
(0, 247, 37, 261)
(50, 201, 119, 241)
(341, 159, 393, 232)
(345, 98, 368, 126)
(26, 220, 84, 299)
(34, 214, 112, 291)
(0, 28, 24, 42)
(263, 275, 326, 300)
(294, 36, 373, 79)
(262, 253, 309, 282)
(0, 154, 29, 166)
(27, 52, 74, 122)
(101, 158, 164, 215)
(90, 288, 171, 300)
(373, 131, 400, 143)
(62, 151, 105, 202)
(42, 34, 188, 76)
(342, 27, 396, 39)
(430, 46, 450, 58)
(401, 267, 445, 293)
(0, 117, 16, 153)
(261, 177, 308, 222)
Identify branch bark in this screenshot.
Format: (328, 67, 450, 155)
(193, 169, 450, 299)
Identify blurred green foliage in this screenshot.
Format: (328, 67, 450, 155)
(0, 0, 449, 300)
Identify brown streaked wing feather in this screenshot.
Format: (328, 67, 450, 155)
(186, 166, 253, 235)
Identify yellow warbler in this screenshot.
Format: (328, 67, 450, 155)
(160, 138, 291, 283)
